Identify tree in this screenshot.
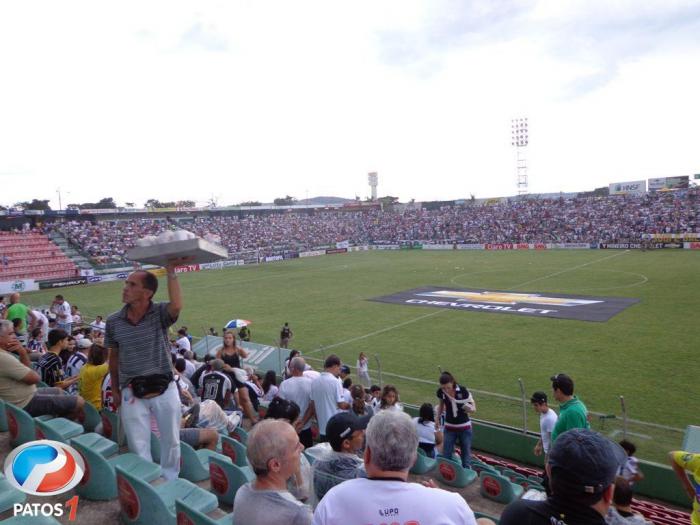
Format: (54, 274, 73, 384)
(176, 200, 196, 208)
(124, 202, 135, 207)
(239, 201, 262, 206)
(273, 195, 297, 206)
(15, 199, 52, 211)
(144, 199, 162, 208)
(72, 197, 118, 209)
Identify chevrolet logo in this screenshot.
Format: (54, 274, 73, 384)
(416, 290, 603, 307)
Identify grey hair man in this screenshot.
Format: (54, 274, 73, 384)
(313, 410, 485, 525)
(278, 356, 315, 448)
(232, 419, 312, 525)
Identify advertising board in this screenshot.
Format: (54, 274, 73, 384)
(609, 180, 646, 195)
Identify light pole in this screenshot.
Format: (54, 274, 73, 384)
(511, 118, 529, 195)
(56, 188, 62, 211)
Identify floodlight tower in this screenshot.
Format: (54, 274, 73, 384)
(511, 118, 529, 195)
(368, 172, 378, 200)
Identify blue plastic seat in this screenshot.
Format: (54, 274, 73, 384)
(100, 409, 126, 446)
(220, 435, 249, 467)
(81, 401, 101, 432)
(208, 454, 255, 505)
(70, 438, 161, 501)
(115, 465, 218, 525)
(71, 432, 119, 457)
(34, 416, 84, 443)
(5, 402, 81, 447)
(0, 473, 27, 513)
(0, 398, 8, 432)
(179, 441, 231, 482)
(479, 470, 524, 504)
(230, 425, 248, 445)
(175, 500, 235, 525)
(435, 456, 477, 488)
(410, 447, 437, 475)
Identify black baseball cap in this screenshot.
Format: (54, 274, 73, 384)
(326, 413, 370, 451)
(548, 428, 626, 495)
(530, 391, 548, 404)
(340, 365, 351, 375)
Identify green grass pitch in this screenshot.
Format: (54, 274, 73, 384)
(25, 249, 699, 462)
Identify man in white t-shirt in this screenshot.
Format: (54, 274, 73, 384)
(531, 391, 558, 457)
(175, 328, 191, 355)
(51, 295, 72, 334)
(312, 410, 484, 525)
(278, 356, 314, 448)
(30, 309, 49, 341)
(310, 355, 350, 441)
(90, 315, 106, 335)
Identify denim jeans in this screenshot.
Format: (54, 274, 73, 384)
(443, 427, 472, 468)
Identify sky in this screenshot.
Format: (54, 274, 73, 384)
(1, 0, 699, 208)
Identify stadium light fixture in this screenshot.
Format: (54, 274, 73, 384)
(511, 118, 529, 195)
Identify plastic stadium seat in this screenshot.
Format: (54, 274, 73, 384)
(0, 473, 27, 513)
(474, 512, 500, 524)
(208, 454, 255, 505)
(0, 517, 62, 525)
(71, 432, 119, 458)
(0, 398, 7, 432)
(435, 456, 477, 488)
(5, 402, 79, 447)
(34, 416, 84, 443)
(179, 442, 231, 483)
(220, 435, 249, 467)
(410, 447, 437, 475)
(230, 425, 248, 445)
(100, 409, 126, 446)
(115, 465, 218, 525)
(70, 438, 161, 501)
(81, 402, 101, 433)
(175, 500, 234, 525)
(479, 470, 524, 504)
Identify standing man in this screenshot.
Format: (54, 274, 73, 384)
(105, 263, 184, 480)
(280, 322, 293, 348)
(530, 391, 558, 458)
(6, 292, 36, 334)
(550, 373, 589, 443)
(51, 295, 72, 335)
(238, 324, 251, 342)
(278, 356, 314, 448)
(310, 355, 350, 441)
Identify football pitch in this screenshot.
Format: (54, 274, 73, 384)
(25, 249, 699, 462)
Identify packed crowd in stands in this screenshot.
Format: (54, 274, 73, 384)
(46, 188, 700, 264)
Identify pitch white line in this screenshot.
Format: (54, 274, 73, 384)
(511, 250, 629, 289)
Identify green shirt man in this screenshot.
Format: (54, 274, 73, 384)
(550, 373, 589, 443)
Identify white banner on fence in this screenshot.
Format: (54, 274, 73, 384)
(423, 244, 454, 250)
(0, 279, 38, 294)
(300, 250, 326, 258)
(609, 180, 646, 195)
(455, 244, 485, 250)
(550, 243, 591, 249)
(373, 244, 400, 250)
(348, 245, 370, 252)
(336, 240, 350, 249)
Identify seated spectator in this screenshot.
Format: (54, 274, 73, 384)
(500, 429, 627, 525)
(313, 410, 482, 525)
(233, 419, 313, 525)
(175, 328, 191, 355)
(379, 384, 403, 412)
(349, 384, 373, 418)
(605, 477, 651, 524)
(618, 439, 644, 484)
(369, 384, 381, 411)
(174, 358, 197, 406)
(182, 350, 198, 377)
(65, 337, 90, 394)
(261, 369, 279, 402)
(26, 327, 46, 360)
(312, 412, 368, 501)
(0, 319, 85, 421)
(413, 402, 443, 458)
(78, 344, 109, 410)
(38, 329, 78, 390)
(199, 358, 233, 409)
(89, 315, 106, 337)
(669, 450, 700, 525)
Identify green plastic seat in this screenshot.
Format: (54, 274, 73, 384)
(479, 470, 524, 504)
(115, 465, 218, 525)
(34, 416, 84, 443)
(71, 432, 119, 458)
(410, 447, 437, 475)
(81, 401, 101, 432)
(100, 409, 126, 446)
(0, 517, 62, 525)
(175, 499, 235, 525)
(70, 438, 161, 501)
(230, 425, 248, 445)
(0, 398, 8, 432)
(5, 402, 80, 447)
(220, 435, 249, 467)
(0, 473, 27, 513)
(435, 456, 477, 488)
(474, 511, 501, 524)
(208, 454, 255, 505)
(179, 441, 231, 482)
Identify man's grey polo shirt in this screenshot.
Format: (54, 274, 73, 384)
(105, 302, 177, 389)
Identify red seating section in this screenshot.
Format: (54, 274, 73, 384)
(0, 232, 78, 281)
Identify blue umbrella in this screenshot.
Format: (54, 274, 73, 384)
(224, 319, 252, 329)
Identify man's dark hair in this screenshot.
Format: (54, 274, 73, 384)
(0, 296, 4, 301)
(177, 328, 187, 336)
(48, 328, 68, 347)
(324, 354, 341, 369)
(30, 327, 42, 339)
(612, 476, 634, 506)
(619, 439, 636, 456)
(370, 384, 381, 393)
(55, 294, 64, 300)
(342, 377, 352, 389)
(551, 374, 575, 396)
(264, 397, 300, 423)
(137, 271, 159, 297)
(174, 358, 187, 374)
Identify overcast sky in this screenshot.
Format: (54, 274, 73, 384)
(1, 1, 699, 208)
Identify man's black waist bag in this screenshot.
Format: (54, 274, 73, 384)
(130, 373, 173, 398)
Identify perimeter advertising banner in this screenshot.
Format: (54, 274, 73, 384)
(648, 176, 689, 191)
(370, 286, 639, 322)
(609, 180, 646, 195)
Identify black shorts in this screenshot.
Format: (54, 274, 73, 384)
(24, 388, 79, 417)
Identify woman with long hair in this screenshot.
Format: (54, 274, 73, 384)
(350, 384, 373, 418)
(379, 384, 403, 412)
(436, 371, 475, 468)
(356, 352, 370, 387)
(413, 403, 443, 458)
(261, 370, 279, 402)
(215, 330, 258, 423)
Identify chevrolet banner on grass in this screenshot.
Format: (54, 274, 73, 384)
(370, 286, 639, 322)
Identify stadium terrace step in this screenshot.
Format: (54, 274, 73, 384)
(175, 499, 234, 525)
